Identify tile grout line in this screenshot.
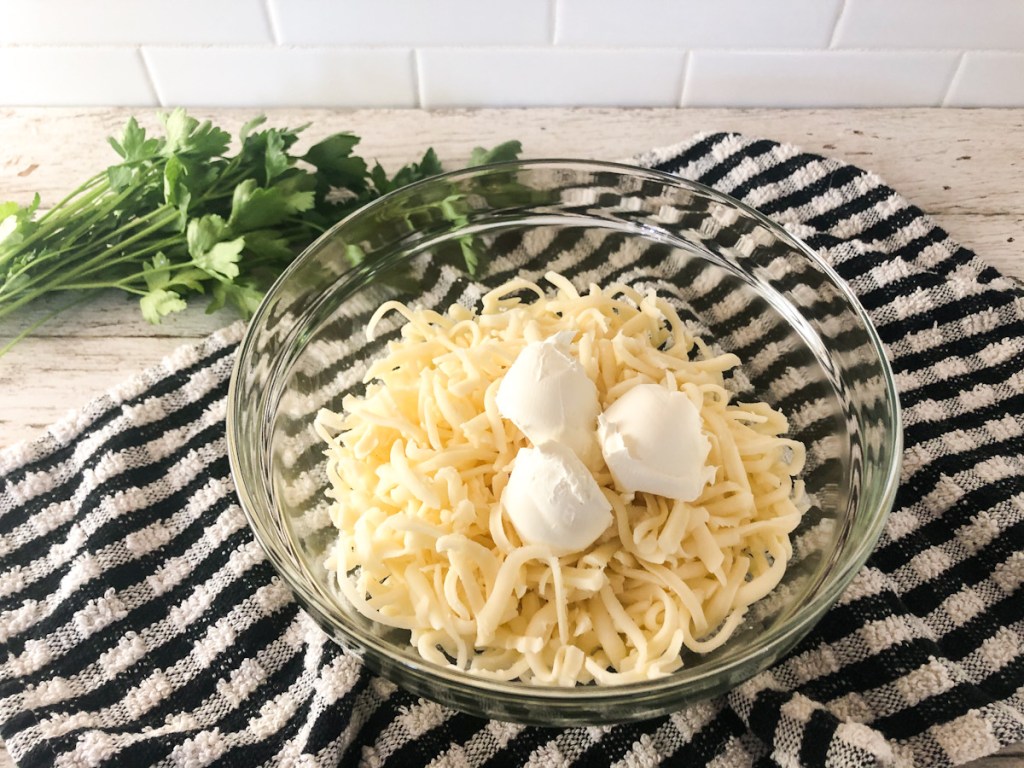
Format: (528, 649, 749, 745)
(136, 47, 164, 107)
(677, 50, 691, 108)
(828, 0, 848, 49)
(941, 52, 968, 107)
(262, 0, 283, 45)
(413, 49, 426, 109)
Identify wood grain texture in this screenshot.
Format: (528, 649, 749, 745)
(0, 107, 1022, 767)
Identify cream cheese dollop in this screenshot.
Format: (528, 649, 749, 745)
(495, 331, 600, 463)
(597, 383, 715, 501)
(501, 441, 612, 553)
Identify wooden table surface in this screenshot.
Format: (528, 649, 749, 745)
(1, 107, 1022, 767)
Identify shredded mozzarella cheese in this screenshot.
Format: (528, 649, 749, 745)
(315, 272, 806, 686)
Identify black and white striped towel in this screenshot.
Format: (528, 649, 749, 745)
(2, 133, 1023, 767)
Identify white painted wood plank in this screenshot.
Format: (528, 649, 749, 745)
(2, 108, 1023, 214)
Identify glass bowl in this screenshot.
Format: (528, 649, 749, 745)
(226, 160, 902, 726)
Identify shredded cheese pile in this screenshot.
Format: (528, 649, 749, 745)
(314, 272, 806, 686)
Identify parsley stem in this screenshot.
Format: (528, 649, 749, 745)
(0, 293, 94, 356)
(62, 254, 202, 293)
(0, 205, 177, 305)
(0, 209, 180, 311)
(7, 181, 115, 259)
(36, 171, 108, 224)
(51, 215, 180, 287)
(52, 283, 149, 295)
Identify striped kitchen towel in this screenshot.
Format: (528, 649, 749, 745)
(1, 133, 1023, 768)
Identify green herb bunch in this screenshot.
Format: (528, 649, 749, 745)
(0, 109, 521, 351)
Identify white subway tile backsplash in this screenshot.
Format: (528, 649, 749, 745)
(835, 0, 1024, 50)
(269, 0, 551, 46)
(682, 51, 959, 107)
(0, 47, 155, 106)
(947, 53, 1024, 106)
(0, 0, 272, 45)
(557, 0, 842, 48)
(418, 48, 686, 107)
(143, 47, 416, 108)
(0, 2, 1022, 108)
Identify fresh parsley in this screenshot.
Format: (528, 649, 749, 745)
(0, 110, 521, 352)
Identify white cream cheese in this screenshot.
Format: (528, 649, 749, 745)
(495, 331, 600, 463)
(597, 383, 715, 501)
(501, 441, 612, 553)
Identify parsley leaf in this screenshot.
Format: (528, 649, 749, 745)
(109, 117, 162, 162)
(0, 109, 522, 349)
(469, 140, 523, 166)
(160, 109, 230, 159)
(196, 238, 245, 282)
(228, 178, 315, 233)
(208, 279, 264, 317)
(370, 148, 444, 196)
(140, 288, 187, 323)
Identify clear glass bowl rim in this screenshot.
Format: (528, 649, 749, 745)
(226, 158, 903, 713)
